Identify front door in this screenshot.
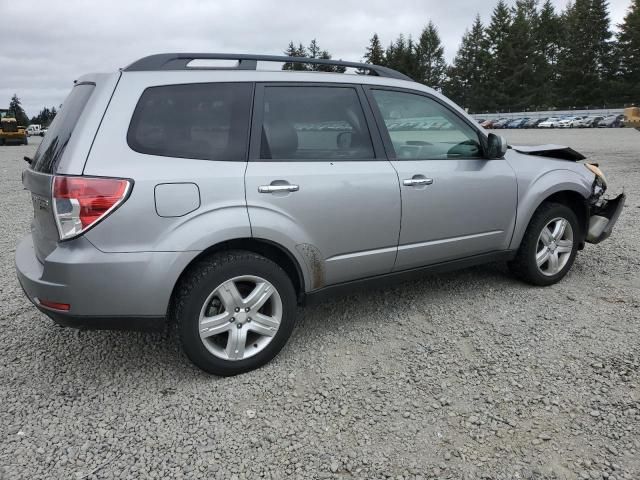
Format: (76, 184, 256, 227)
(245, 84, 401, 288)
(366, 88, 518, 271)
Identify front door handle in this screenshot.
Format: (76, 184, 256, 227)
(258, 184, 300, 193)
(403, 177, 433, 187)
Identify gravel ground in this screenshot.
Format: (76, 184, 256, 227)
(1, 130, 639, 480)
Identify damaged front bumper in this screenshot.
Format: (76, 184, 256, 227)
(586, 193, 626, 244)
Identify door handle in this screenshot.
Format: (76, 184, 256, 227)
(258, 184, 300, 193)
(403, 178, 433, 186)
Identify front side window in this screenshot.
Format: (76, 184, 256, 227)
(371, 90, 482, 160)
(260, 86, 374, 160)
(128, 82, 252, 161)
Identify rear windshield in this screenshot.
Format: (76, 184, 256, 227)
(31, 83, 95, 173)
(127, 82, 253, 161)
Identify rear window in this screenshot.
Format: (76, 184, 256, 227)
(127, 83, 253, 161)
(31, 83, 95, 173)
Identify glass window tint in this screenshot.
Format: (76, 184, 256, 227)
(260, 86, 374, 160)
(371, 90, 482, 160)
(127, 82, 252, 161)
(31, 83, 95, 173)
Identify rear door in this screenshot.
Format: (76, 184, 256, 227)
(366, 87, 517, 271)
(244, 84, 401, 288)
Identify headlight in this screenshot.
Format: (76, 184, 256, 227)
(585, 163, 607, 187)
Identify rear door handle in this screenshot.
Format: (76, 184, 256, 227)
(258, 184, 299, 193)
(403, 177, 433, 186)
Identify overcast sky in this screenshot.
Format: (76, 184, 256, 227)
(0, 0, 632, 117)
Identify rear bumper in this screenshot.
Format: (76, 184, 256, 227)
(15, 233, 198, 329)
(586, 193, 626, 244)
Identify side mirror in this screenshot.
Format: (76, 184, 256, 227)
(486, 133, 508, 159)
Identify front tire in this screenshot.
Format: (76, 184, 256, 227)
(173, 250, 297, 376)
(509, 203, 579, 286)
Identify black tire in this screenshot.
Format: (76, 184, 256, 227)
(173, 250, 297, 376)
(509, 202, 580, 286)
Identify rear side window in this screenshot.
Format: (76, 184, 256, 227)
(260, 86, 374, 160)
(127, 83, 252, 161)
(31, 83, 95, 173)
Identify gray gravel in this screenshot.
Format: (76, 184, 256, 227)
(1, 130, 639, 480)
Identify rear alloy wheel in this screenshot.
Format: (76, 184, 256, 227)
(175, 251, 296, 376)
(198, 275, 283, 361)
(509, 203, 579, 286)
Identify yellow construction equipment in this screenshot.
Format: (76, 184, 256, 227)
(0, 111, 28, 145)
(623, 107, 640, 130)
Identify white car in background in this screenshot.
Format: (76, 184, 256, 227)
(558, 116, 583, 128)
(537, 117, 562, 128)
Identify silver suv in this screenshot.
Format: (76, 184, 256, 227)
(16, 53, 625, 375)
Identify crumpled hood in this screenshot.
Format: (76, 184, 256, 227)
(509, 144, 586, 161)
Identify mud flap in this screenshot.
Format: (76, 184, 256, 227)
(586, 193, 626, 244)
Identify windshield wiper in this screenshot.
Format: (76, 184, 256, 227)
(23, 156, 32, 165)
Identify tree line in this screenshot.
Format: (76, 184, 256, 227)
(286, 0, 640, 113)
(3, 94, 57, 127)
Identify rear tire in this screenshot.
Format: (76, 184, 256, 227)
(509, 203, 580, 286)
(173, 250, 297, 376)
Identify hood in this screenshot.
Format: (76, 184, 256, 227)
(509, 144, 586, 161)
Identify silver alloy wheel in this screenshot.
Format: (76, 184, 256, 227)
(198, 275, 283, 361)
(536, 217, 574, 276)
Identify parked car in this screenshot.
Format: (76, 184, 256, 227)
(523, 118, 544, 128)
(492, 118, 512, 129)
(15, 53, 625, 376)
(598, 115, 624, 128)
(26, 125, 42, 137)
(557, 116, 580, 128)
(575, 116, 603, 128)
(512, 117, 531, 129)
(538, 117, 562, 128)
(481, 119, 497, 128)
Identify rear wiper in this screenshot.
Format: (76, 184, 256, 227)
(23, 156, 32, 165)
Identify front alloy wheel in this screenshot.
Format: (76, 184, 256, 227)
(535, 218, 574, 276)
(509, 203, 579, 286)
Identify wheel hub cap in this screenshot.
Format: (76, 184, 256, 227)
(535, 217, 574, 276)
(198, 275, 283, 361)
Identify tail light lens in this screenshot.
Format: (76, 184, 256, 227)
(53, 176, 131, 240)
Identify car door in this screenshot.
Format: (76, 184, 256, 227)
(365, 87, 517, 271)
(244, 83, 401, 289)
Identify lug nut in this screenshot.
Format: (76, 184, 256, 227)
(247, 317, 252, 322)
(235, 307, 240, 312)
(245, 307, 250, 312)
(237, 323, 242, 329)
(230, 317, 235, 322)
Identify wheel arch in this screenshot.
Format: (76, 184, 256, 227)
(510, 168, 592, 251)
(168, 238, 307, 318)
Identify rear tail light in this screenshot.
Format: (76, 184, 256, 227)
(52, 176, 131, 240)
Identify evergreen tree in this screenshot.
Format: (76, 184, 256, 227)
(415, 21, 447, 90)
(364, 33, 386, 66)
(557, 0, 613, 107)
(501, 0, 540, 111)
(8, 94, 29, 126)
(282, 42, 308, 70)
(444, 15, 490, 112)
(617, 0, 640, 103)
(485, 0, 513, 111)
(534, 0, 562, 108)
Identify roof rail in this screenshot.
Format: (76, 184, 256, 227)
(123, 53, 413, 81)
